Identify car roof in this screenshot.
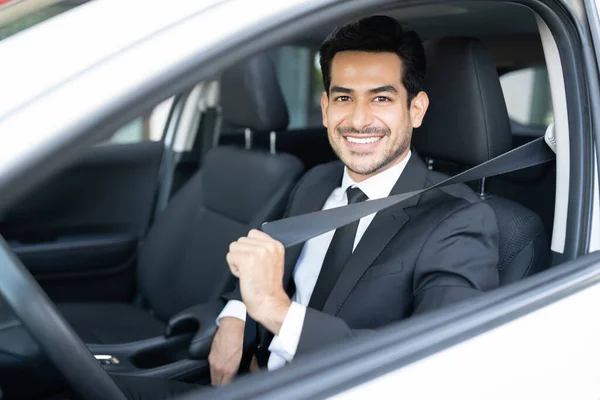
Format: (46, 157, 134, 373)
(0, 0, 226, 119)
(0, 0, 330, 211)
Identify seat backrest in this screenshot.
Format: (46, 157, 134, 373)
(415, 37, 549, 285)
(138, 54, 304, 321)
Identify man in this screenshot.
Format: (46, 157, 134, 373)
(208, 15, 500, 386)
(112, 14, 501, 400)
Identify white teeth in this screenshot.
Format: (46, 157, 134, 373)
(346, 136, 382, 144)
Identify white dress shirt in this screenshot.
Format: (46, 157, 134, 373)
(217, 151, 412, 370)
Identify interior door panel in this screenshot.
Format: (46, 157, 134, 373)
(0, 142, 164, 302)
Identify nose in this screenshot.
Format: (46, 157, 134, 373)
(349, 100, 374, 132)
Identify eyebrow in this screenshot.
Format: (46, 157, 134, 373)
(330, 86, 353, 94)
(369, 85, 398, 94)
(329, 85, 399, 95)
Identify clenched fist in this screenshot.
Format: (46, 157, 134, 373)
(226, 229, 291, 335)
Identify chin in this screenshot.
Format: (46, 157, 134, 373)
(345, 160, 382, 176)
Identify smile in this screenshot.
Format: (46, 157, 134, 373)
(345, 136, 383, 144)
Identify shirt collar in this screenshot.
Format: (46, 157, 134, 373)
(338, 150, 412, 202)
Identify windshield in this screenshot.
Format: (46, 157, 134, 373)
(0, 0, 91, 41)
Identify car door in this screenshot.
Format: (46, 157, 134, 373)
(208, 0, 600, 397)
(0, 103, 172, 303)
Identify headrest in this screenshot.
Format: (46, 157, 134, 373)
(413, 37, 513, 166)
(220, 53, 289, 133)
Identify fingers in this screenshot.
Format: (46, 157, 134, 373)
(226, 229, 284, 278)
(210, 363, 220, 386)
(209, 341, 221, 385)
(249, 355, 260, 373)
(210, 362, 236, 386)
(209, 348, 242, 385)
(236, 233, 284, 254)
(247, 228, 273, 240)
(230, 229, 283, 252)
(209, 341, 242, 385)
(229, 240, 262, 253)
(225, 252, 240, 278)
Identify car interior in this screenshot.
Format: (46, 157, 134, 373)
(0, 1, 569, 399)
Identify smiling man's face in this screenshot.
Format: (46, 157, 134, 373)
(321, 51, 428, 182)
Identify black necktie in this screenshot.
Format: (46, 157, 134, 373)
(308, 186, 368, 311)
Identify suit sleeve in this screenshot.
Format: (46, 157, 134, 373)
(295, 201, 500, 358)
(412, 201, 499, 314)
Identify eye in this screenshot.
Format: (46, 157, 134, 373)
(335, 96, 351, 102)
(373, 96, 391, 102)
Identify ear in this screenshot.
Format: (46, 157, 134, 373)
(321, 91, 329, 128)
(409, 91, 429, 128)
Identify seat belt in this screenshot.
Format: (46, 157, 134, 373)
(260, 136, 555, 246)
(239, 136, 555, 372)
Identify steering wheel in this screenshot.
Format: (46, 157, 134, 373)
(0, 237, 127, 400)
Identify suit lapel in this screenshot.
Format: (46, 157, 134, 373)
(282, 163, 343, 289)
(322, 153, 431, 314)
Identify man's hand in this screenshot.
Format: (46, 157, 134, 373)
(208, 317, 245, 386)
(226, 229, 292, 334)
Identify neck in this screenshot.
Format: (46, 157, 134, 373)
(347, 147, 410, 183)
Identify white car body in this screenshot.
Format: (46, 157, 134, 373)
(1, 0, 600, 398)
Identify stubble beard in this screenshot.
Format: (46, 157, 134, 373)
(330, 127, 412, 177)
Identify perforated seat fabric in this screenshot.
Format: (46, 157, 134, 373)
(415, 37, 550, 284)
(58, 53, 304, 344)
(484, 196, 549, 284)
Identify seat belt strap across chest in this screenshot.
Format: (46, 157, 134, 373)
(260, 136, 555, 247)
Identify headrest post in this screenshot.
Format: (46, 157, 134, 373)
(244, 128, 253, 150)
(269, 131, 276, 155)
(478, 177, 487, 199)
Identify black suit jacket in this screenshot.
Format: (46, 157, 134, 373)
(225, 152, 500, 361)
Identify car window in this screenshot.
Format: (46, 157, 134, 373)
(0, 0, 92, 42)
(268, 46, 323, 130)
(270, 47, 555, 132)
(500, 66, 554, 127)
(102, 97, 173, 145)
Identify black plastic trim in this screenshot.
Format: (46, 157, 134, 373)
(582, 0, 600, 236)
(10, 233, 136, 275)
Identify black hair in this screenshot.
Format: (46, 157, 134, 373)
(319, 15, 426, 106)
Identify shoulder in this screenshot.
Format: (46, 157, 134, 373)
(416, 169, 498, 230)
(291, 160, 343, 192)
(425, 169, 481, 205)
(282, 160, 343, 216)
(302, 160, 344, 182)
